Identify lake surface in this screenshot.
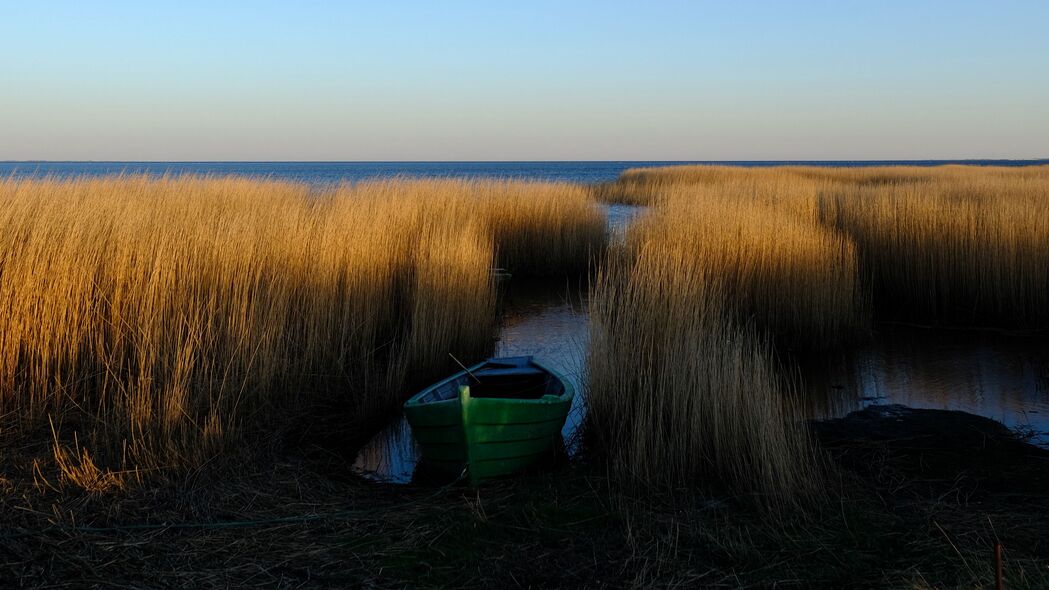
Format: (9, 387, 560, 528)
(4, 160, 1048, 185)
(799, 327, 1049, 446)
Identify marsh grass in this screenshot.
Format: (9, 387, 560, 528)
(819, 170, 1049, 327)
(587, 243, 820, 506)
(595, 164, 1049, 331)
(586, 163, 1049, 504)
(0, 175, 606, 483)
(626, 185, 868, 349)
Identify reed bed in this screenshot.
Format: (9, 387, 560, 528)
(587, 244, 817, 504)
(595, 164, 1049, 330)
(0, 175, 606, 482)
(625, 185, 866, 349)
(586, 163, 1049, 501)
(820, 170, 1049, 327)
(339, 179, 607, 276)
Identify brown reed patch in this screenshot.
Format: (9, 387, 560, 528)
(595, 163, 1049, 331)
(587, 244, 820, 507)
(819, 170, 1049, 327)
(0, 175, 606, 488)
(586, 163, 1049, 505)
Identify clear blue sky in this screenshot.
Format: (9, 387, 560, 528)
(2, 0, 1047, 160)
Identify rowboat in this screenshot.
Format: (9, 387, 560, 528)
(403, 356, 574, 484)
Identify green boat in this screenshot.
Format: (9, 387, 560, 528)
(403, 356, 574, 484)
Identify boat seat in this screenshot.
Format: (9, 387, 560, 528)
(473, 367, 546, 378)
(468, 368, 553, 399)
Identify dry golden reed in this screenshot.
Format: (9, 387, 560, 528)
(0, 175, 606, 479)
(818, 168, 1049, 327)
(624, 185, 866, 349)
(596, 164, 1049, 330)
(586, 163, 1049, 501)
(587, 245, 818, 505)
(588, 167, 843, 503)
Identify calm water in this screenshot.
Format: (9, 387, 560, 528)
(799, 327, 1049, 446)
(4, 160, 1049, 185)
(354, 289, 1049, 482)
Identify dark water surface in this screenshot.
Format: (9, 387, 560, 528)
(354, 289, 1049, 483)
(799, 327, 1049, 446)
(4, 160, 1048, 185)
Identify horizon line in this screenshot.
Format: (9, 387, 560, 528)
(4, 158, 1049, 164)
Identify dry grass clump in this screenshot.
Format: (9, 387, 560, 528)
(0, 175, 604, 482)
(593, 165, 768, 205)
(587, 243, 817, 504)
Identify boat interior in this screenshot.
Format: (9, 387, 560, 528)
(418, 357, 564, 402)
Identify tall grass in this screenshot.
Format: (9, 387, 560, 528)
(819, 170, 1049, 327)
(0, 175, 606, 479)
(341, 179, 607, 276)
(586, 163, 1049, 502)
(595, 164, 1049, 331)
(589, 169, 842, 501)
(587, 244, 817, 504)
(624, 185, 867, 349)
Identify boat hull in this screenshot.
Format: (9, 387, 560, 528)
(403, 357, 573, 483)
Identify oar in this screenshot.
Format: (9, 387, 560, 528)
(448, 353, 482, 384)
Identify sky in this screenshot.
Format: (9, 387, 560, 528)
(2, 0, 1048, 161)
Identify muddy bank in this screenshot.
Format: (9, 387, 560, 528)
(812, 404, 1049, 497)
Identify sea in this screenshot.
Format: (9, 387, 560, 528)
(2, 160, 1048, 185)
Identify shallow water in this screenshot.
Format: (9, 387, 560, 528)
(798, 326, 1049, 446)
(354, 312, 1049, 483)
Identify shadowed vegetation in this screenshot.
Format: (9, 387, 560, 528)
(587, 244, 820, 505)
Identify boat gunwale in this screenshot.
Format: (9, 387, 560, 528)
(403, 356, 574, 409)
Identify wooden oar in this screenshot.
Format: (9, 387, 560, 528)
(448, 353, 482, 384)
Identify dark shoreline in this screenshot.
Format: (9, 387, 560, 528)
(5, 404, 1049, 588)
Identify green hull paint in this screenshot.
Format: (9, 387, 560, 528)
(403, 356, 573, 484)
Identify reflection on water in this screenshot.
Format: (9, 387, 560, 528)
(798, 326, 1049, 446)
(355, 307, 1049, 483)
(494, 281, 589, 452)
(604, 204, 645, 238)
(351, 415, 417, 483)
